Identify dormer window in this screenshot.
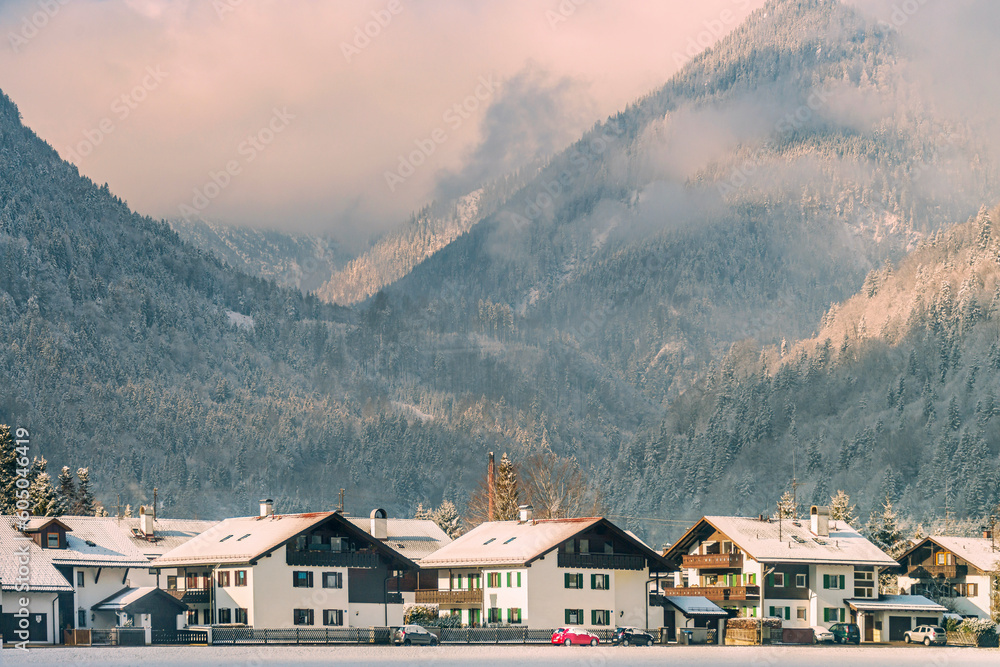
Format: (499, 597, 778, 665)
(46, 532, 59, 548)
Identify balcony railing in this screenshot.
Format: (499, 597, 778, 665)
(415, 589, 483, 605)
(285, 550, 380, 568)
(659, 585, 760, 602)
(681, 553, 743, 569)
(557, 552, 645, 571)
(168, 588, 210, 604)
(917, 564, 966, 579)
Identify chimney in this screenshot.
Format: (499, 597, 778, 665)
(260, 498, 274, 518)
(139, 505, 154, 538)
(487, 452, 496, 522)
(810, 505, 830, 537)
(983, 529, 993, 540)
(370, 508, 388, 540)
(518, 505, 533, 523)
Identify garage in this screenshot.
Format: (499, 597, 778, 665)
(888, 616, 912, 641)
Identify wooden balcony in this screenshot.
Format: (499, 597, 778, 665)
(660, 585, 760, 602)
(285, 550, 380, 568)
(908, 563, 966, 579)
(415, 589, 482, 605)
(557, 552, 646, 571)
(681, 553, 743, 569)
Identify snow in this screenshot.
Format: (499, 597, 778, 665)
(391, 401, 434, 422)
(225, 310, 254, 329)
(5, 645, 999, 666)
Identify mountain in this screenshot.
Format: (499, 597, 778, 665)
(169, 218, 352, 294)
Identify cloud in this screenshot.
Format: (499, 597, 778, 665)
(0, 0, 767, 238)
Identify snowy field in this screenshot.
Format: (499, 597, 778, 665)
(3, 644, 999, 667)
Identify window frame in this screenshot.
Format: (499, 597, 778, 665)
(293, 608, 314, 626)
(235, 608, 248, 625)
(218, 571, 230, 587)
(322, 571, 343, 589)
(218, 608, 232, 624)
(235, 570, 247, 587)
(773, 572, 785, 587)
(47, 532, 60, 548)
(323, 609, 344, 626)
(795, 573, 806, 588)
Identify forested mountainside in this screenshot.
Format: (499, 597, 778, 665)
(613, 207, 1000, 542)
(3, 0, 1000, 541)
(170, 218, 352, 294)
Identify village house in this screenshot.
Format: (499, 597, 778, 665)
(415, 506, 674, 629)
(150, 501, 419, 629)
(661, 506, 945, 642)
(0, 511, 214, 643)
(896, 533, 1000, 620)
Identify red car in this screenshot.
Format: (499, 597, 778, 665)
(551, 627, 600, 646)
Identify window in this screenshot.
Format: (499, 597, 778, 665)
(235, 608, 248, 624)
(592, 609, 611, 626)
(854, 570, 874, 597)
(218, 608, 232, 624)
(768, 606, 790, 620)
(323, 572, 343, 589)
(795, 574, 807, 588)
(508, 608, 522, 623)
(591, 574, 610, 590)
(293, 609, 314, 625)
(772, 572, 785, 587)
(47, 533, 59, 548)
(235, 570, 247, 587)
(487, 572, 501, 588)
(76, 571, 85, 587)
(824, 608, 846, 623)
(955, 583, 979, 597)
(564, 608, 584, 625)
(186, 610, 198, 625)
(579, 539, 589, 553)
(744, 573, 756, 585)
(293, 571, 314, 588)
(167, 576, 177, 590)
(218, 571, 230, 587)
(506, 572, 512, 588)
(796, 607, 807, 621)
(503, 537, 516, 544)
(488, 607, 501, 623)
(936, 552, 949, 566)
(323, 609, 344, 626)
(564, 573, 584, 589)
(483, 537, 496, 545)
(823, 574, 846, 590)
(77, 609, 86, 628)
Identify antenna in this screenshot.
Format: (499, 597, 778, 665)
(153, 487, 158, 522)
(338, 488, 345, 513)
(115, 494, 122, 522)
(791, 451, 801, 518)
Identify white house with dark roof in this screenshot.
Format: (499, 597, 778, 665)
(896, 534, 1000, 620)
(416, 509, 674, 629)
(151, 501, 418, 629)
(661, 507, 942, 642)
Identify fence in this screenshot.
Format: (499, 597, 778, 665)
(212, 627, 392, 645)
(151, 629, 209, 645)
(436, 627, 658, 644)
(87, 628, 145, 646)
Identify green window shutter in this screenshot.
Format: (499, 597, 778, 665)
(823, 608, 829, 622)
(785, 607, 790, 621)
(823, 574, 830, 589)
(839, 575, 845, 590)
(840, 608, 846, 622)
(591, 573, 596, 589)
(591, 609, 597, 625)
(506, 572, 511, 588)
(564, 573, 571, 588)
(517, 572, 522, 587)
(604, 575, 610, 589)
(577, 573, 584, 589)
(579, 609, 584, 624)
(767, 573, 774, 587)
(769, 606, 775, 617)
(565, 609, 571, 624)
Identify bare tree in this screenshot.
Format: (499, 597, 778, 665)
(520, 452, 605, 519)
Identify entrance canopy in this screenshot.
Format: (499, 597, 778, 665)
(663, 596, 729, 619)
(845, 595, 947, 614)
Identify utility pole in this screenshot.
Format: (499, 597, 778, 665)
(791, 450, 801, 518)
(153, 487, 158, 522)
(944, 481, 954, 535)
(338, 489, 345, 513)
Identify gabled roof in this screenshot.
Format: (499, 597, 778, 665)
(664, 516, 898, 567)
(152, 511, 417, 569)
(418, 517, 673, 571)
(897, 536, 1000, 573)
(0, 519, 74, 592)
(346, 517, 451, 562)
(93, 586, 188, 612)
(49, 516, 217, 567)
(21, 517, 73, 533)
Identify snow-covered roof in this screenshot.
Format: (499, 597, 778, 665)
(0, 519, 74, 592)
(419, 517, 672, 570)
(346, 517, 451, 562)
(666, 516, 898, 567)
(663, 596, 729, 618)
(51, 516, 217, 567)
(906, 536, 1000, 573)
(846, 595, 947, 613)
(92, 586, 186, 612)
(152, 511, 416, 569)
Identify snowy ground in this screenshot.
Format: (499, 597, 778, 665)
(3, 644, 999, 667)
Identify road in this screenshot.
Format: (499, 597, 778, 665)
(3, 644, 998, 666)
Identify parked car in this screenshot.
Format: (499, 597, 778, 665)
(904, 625, 947, 646)
(551, 627, 600, 646)
(612, 626, 655, 646)
(392, 625, 438, 646)
(829, 623, 861, 644)
(811, 626, 835, 643)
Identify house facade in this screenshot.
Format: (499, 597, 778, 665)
(896, 535, 1000, 620)
(151, 502, 418, 629)
(661, 507, 941, 641)
(416, 508, 674, 629)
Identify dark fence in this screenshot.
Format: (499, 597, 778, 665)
(438, 627, 659, 644)
(151, 629, 209, 645)
(212, 626, 392, 645)
(116, 628, 146, 646)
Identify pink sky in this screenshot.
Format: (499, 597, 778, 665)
(0, 0, 766, 238)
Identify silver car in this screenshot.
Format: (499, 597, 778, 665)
(393, 624, 439, 646)
(904, 625, 947, 646)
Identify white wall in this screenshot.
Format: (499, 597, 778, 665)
(72, 566, 156, 629)
(249, 546, 350, 628)
(351, 602, 403, 627)
(482, 568, 528, 624)
(810, 564, 855, 628)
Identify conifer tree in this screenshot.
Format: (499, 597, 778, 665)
(494, 453, 520, 521)
(413, 503, 431, 520)
(28, 464, 59, 517)
(0, 424, 18, 514)
(775, 490, 798, 520)
(57, 466, 77, 514)
(431, 500, 463, 539)
(829, 490, 858, 527)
